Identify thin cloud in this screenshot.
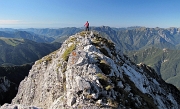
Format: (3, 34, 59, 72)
(0, 20, 21, 25)
(0, 20, 80, 28)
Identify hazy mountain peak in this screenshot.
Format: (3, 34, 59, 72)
(1, 31, 180, 109)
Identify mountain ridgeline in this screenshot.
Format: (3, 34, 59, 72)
(0, 31, 54, 43)
(91, 26, 180, 51)
(90, 27, 180, 89)
(91, 26, 180, 89)
(126, 47, 180, 89)
(0, 36, 61, 105)
(1, 32, 180, 109)
(2, 27, 180, 50)
(0, 37, 61, 66)
(1, 27, 180, 108)
(0, 27, 82, 43)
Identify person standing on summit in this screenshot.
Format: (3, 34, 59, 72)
(84, 21, 89, 31)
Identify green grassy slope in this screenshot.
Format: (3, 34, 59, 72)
(126, 47, 180, 89)
(0, 37, 61, 65)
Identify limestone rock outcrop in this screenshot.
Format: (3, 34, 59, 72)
(1, 31, 180, 109)
(0, 77, 17, 105)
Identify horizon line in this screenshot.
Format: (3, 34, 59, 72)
(0, 26, 180, 29)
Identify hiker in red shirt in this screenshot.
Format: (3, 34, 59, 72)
(84, 21, 89, 31)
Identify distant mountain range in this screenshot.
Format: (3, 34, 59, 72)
(1, 26, 180, 88)
(21, 27, 82, 38)
(1, 27, 180, 106)
(92, 26, 180, 51)
(0, 27, 82, 42)
(0, 31, 54, 43)
(90, 26, 180, 89)
(126, 47, 180, 89)
(2, 27, 180, 50)
(0, 37, 61, 66)
(0, 37, 61, 105)
(2, 31, 180, 109)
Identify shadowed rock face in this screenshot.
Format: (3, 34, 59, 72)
(0, 64, 32, 105)
(1, 31, 180, 109)
(0, 77, 17, 105)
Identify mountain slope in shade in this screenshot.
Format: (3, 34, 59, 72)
(126, 47, 180, 89)
(0, 31, 54, 43)
(0, 37, 61, 65)
(1, 27, 180, 50)
(0, 77, 17, 105)
(1, 31, 180, 109)
(0, 64, 32, 105)
(23, 27, 82, 39)
(91, 26, 180, 51)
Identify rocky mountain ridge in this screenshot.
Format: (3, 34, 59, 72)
(0, 64, 32, 105)
(126, 47, 180, 89)
(0, 77, 17, 105)
(1, 31, 180, 109)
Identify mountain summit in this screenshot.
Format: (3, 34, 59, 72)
(1, 31, 180, 109)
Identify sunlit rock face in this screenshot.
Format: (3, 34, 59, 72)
(1, 31, 180, 109)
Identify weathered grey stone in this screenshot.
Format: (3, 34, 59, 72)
(0, 103, 42, 109)
(1, 31, 180, 109)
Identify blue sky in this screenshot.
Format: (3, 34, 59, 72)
(0, 0, 180, 28)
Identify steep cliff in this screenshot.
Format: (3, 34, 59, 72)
(0, 77, 17, 105)
(1, 31, 180, 109)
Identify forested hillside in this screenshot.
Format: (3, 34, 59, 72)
(0, 37, 61, 65)
(1, 26, 180, 89)
(126, 47, 180, 89)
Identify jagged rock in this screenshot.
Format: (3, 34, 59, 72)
(1, 31, 180, 109)
(0, 64, 32, 105)
(0, 77, 17, 105)
(0, 103, 41, 109)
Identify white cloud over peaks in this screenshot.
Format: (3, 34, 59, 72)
(0, 20, 21, 25)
